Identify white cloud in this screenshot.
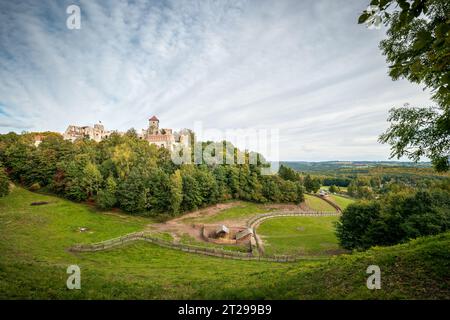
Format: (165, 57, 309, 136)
(0, 0, 434, 160)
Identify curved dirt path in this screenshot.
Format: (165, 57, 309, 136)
(147, 201, 245, 242)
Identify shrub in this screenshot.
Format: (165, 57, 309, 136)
(29, 183, 41, 191)
(0, 165, 9, 197)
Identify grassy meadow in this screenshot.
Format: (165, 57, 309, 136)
(328, 195, 355, 210)
(1, 186, 449, 299)
(257, 216, 341, 256)
(304, 194, 336, 211)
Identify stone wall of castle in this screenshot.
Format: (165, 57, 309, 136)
(63, 117, 190, 152)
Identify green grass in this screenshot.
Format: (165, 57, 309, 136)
(178, 234, 249, 253)
(1, 186, 449, 299)
(0, 187, 290, 299)
(254, 233, 450, 299)
(304, 194, 336, 211)
(188, 202, 268, 224)
(328, 195, 355, 210)
(257, 216, 341, 256)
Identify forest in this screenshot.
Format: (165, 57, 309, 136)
(0, 131, 304, 218)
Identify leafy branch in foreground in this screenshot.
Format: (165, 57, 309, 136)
(379, 106, 450, 171)
(359, 0, 450, 171)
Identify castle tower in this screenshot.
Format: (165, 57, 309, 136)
(149, 115, 159, 134)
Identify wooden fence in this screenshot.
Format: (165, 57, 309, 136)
(69, 231, 327, 262)
(69, 208, 341, 262)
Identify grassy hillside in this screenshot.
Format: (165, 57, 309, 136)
(0, 187, 291, 299)
(190, 202, 268, 223)
(1, 187, 448, 299)
(328, 194, 355, 210)
(304, 194, 336, 211)
(251, 232, 450, 300)
(257, 216, 341, 256)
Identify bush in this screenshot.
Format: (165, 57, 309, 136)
(29, 183, 41, 191)
(96, 176, 117, 210)
(0, 166, 9, 197)
(336, 188, 450, 250)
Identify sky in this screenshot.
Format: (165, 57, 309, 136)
(0, 0, 434, 161)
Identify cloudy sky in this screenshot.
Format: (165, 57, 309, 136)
(0, 0, 434, 161)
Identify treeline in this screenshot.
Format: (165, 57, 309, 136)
(0, 164, 8, 197)
(278, 165, 321, 193)
(0, 132, 304, 217)
(336, 180, 450, 250)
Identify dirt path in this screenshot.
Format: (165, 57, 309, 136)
(147, 201, 245, 242)
(146, 200, 321, 246)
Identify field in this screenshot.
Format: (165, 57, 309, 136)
(328, 195, 355, 210)
(304, 194, 336, 211)
(1, 187, 449, 299)
(0, 187, 291, 299)
(321, 186, 348, 192)
(257, 216, 342, 256)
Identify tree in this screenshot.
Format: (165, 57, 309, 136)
(81, 162, 103, 199)
(329, 185, 339, 193)
(261, 176, 282, 202)
(181, 170, 202, 211)
(97, 176, 117, 209)
(116, 166, 148, 213)
(304, 175, 320, 193)
(169, 170, 183, 215)
(278, 165, 299, 181)
(146, 169, 172, 213)
(0, 165, 10, 197)
(336, 187, 450, 250)
(336, 201, 382, 250)
(359, 0, 450, 171)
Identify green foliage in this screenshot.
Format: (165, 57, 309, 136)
(359, 0, 450, 171)
(168, 170, 183, 215)
(347, 181, 375, 199)
(29, 183, 41, 191)
(0, 132, 306, 216)
(329, 185, 339, 193)
(336, 185, 450, 249)
(278, 164, 300, 181)
(304, 174, 321, 193)
(0, 165, 9, 197)
(336, 201, 382, 249)
(379, 106, 450, 172)
(116, 166, 149, 213)
(2, 187, 448, 299)
(81, 162, 103, 199)
(96, 176, 117, 210)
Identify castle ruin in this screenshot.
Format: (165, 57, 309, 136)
(63, 116, 190, 151)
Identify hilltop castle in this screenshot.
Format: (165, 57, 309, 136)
(63, 116, 190, 151)
(141, 115, 190, 151)
(63, 122, 112, 143)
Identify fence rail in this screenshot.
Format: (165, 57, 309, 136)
(69, 230, 327, 262)
(69, 209, 340, 263)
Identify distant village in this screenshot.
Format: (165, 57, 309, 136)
(61, 116, 191, 151)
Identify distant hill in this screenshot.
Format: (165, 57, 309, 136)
(280, 161, 432, 173)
